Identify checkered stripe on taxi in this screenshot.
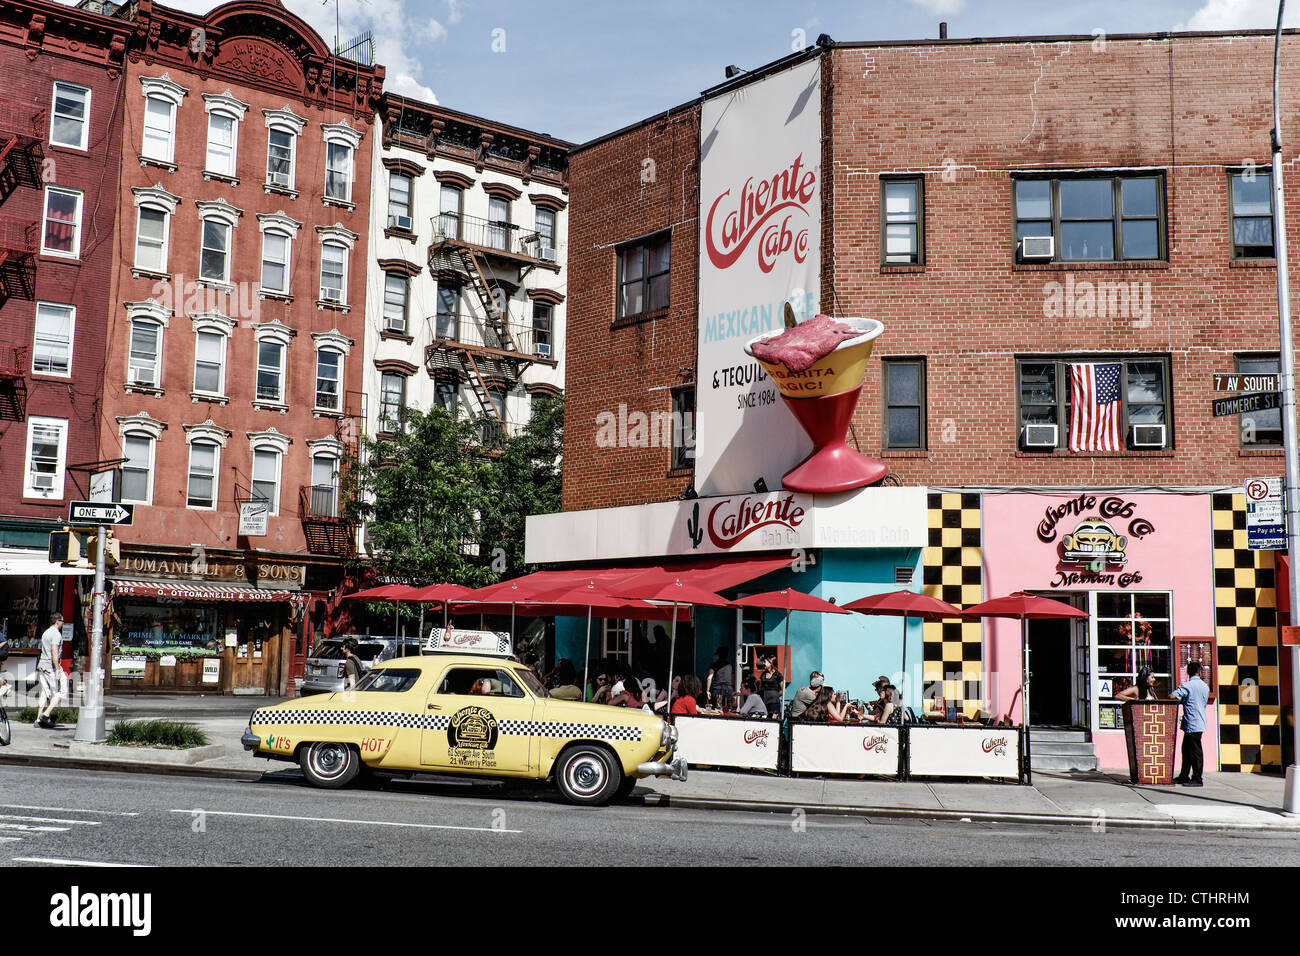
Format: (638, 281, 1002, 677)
(252, 709, 643, 742)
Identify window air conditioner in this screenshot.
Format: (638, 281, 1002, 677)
(535, 342, 551, 357)
(1020, 236, 1054, 259)
(269, 171, 291, 187)
(538, 245, 558, 263)
(129, 366, 155, 385)
(321, 286, 343, 303)
(1022, 423, 1058, 448)
(389, 214, 413, 231)
(32, 473, 56, 490)
(1131, 423, 1166, 448)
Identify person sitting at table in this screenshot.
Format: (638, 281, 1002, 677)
(672, 675, 703, 715)
(736, 677, 768, 718)
(608, 673, 645, 709)
(547, 659, 583, 701)
(589, 667, 613, 704)
(800, 686, 833, 722)
(826, 687, 853, 723)
(790, 672, 824, 718)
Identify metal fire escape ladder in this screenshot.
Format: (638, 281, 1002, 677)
(453, 246, 523, 354)
(458, 349, 504, 423)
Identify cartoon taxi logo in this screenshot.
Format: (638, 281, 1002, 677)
(1061, 518, 1127, 568)
(448, 706, 499, 751)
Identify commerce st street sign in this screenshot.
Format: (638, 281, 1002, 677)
(68, 501, 134, 526)
(1211, 392, 1282, 417)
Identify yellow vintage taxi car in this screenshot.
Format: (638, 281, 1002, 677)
(241, 652, 685, 805)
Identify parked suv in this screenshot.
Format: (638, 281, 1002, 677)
(300, 636, 420, 695)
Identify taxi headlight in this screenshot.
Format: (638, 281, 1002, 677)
(660, 722, 678, 748)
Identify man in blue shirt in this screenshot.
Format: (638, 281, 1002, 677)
(1170, 661, 1210, 787)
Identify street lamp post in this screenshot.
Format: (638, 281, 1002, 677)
(1271, 0, 1300, 814)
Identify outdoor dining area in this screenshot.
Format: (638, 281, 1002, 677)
(342, 566, 1092, 785)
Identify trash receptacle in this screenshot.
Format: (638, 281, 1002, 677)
(1123, 700, 1181, 785)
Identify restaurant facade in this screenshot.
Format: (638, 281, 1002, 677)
(544, 30, 1300, 773)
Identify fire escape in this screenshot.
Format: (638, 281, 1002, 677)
(0, 96, 44, 422)
(425, 212, 558, 432)
(299, 390, 364, 556)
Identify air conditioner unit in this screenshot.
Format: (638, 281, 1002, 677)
(1022, 423, 1058, 448)
(32, 473, 56, 491)
(129, 366, 155, 386)
(268, 171, 291, 187)
(1020, 235, 1054, 259)
(1131, 423, 1166, 448)
(321, 286, 343, 303)
(388, 214, 413, 231)
(538, 245, 558, 263)
(535, 342, 551, 357)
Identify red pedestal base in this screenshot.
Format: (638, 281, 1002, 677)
(780, 386, 889, 494)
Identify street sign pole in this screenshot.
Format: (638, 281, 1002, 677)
(1270, 0, 1300, 814)
(74, 526, 107, 742)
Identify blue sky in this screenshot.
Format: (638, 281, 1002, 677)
(93, 0, 1300, 143)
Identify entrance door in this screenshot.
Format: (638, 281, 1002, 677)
(1027, 617, 1073, 726)
(1072, 615, 1091, 727)
(231, 609, 278, 694)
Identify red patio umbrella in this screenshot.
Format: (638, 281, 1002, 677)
(843, 591, 963, 710)
(610, 579, 734, 712)
(961, 591, 1088, 783)
(406, 583, 475, 638)
(729, 589, 851, 711)
(344, 583, 419, 639)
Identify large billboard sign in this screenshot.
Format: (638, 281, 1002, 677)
(696, 58, 822, 496)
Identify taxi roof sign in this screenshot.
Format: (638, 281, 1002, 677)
(421, 627, 513, 657)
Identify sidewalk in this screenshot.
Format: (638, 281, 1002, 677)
(2, 700, 1296, 832)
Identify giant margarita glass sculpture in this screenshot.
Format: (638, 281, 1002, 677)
(744, 315, 888, 493)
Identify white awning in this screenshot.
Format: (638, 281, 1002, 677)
(0, 548, 94, 577)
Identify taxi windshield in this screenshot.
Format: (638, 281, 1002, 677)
(516, 667, 548, 698)
(354, 668, 421, 693)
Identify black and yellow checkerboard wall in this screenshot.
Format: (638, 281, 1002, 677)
(922, 492, 984, 718)
(1211, 493, 1283, 774)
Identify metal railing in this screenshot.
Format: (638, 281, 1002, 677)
(431, 213, 561, 262)
(0, 97, 45, 139)
(0, 216, 39, 255)
(0, 345, 28, 379)
(428, 312, 552, 358)
(300, 483, 341, 520)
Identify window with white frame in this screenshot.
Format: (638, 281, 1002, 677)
(49, 82, 90, 150)
(24, 417, 67, 499)
(436, 285, 459, 339)
(325, 143, 352, 202)
(121, 432, 154, 505)
(206, 112, 237, 177)
(32, 302, 74, 376)
(388, 172, 413, 230)
(193, 331, 226, 396)
(140, 77, 186, 165)
(186, 440, 219, 509)
(128, 318, 162, 386)
(315, 348, 342, 411)
(382, 273, 408, 332)
(199, 218, 231, 283)
(267, 128, 296, 187)
(601, 618, 631, 666)
(310, 454, 339, 517)
(261, 230, 290, 293)
(135, 206, 168, 272)
(251, 447, 281, 515)
(256, 338, 285, 403)
(41, 187, 82, 258)
(531, 302, 552, 357)
(438, 184, 462, 238)
(488, 195, 510, 250)
(320, 242, 347, 303)
(378, 372, 405, 431)
(535, 207, 556, 259)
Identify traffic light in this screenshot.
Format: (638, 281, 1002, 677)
(47, 529, 81, 566)
(88, 532, 120, 568)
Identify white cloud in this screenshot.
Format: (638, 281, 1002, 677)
(425, 18, 449, 43)
(446, 0, 466, 25)
(1178, 0, 1300, 31)
(905, 0, 966, 15)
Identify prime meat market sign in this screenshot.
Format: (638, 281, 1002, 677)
(1036, 493, 1157, 589)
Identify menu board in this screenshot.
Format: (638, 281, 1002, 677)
(1175, 637, 1216, 701)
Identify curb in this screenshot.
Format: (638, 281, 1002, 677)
(630, 792, 1300, 834)
(0, 751, 264, 782)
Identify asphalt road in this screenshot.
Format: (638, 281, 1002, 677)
(3, 765, 1300, 867)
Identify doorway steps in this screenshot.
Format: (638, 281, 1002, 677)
(1030, 727, 1098, 771)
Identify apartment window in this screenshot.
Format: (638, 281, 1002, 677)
(199, 219, 231, 283)
(1230, 169, 1274, 259)
(383, 273, 408, 332)
(881, 177, 924, 265)
(32, 302, 74, 377)
(439, 184, 463, 238)
(670, 386, 695, 470)
(1014, 174, 1164, 262)
(193, 331, 226, 396)
(1236, 352, 1282, 447)
(618, 233, 670, 319)
(532, 302, 553, 357)
(315, 348, 342, 411)
(251, 448, 281, 516)
(310, 454, 339, 518)
(1017, 356, 1171, 451)
(256, 340, 285, 403)
(320, 242, 347, 303)
(41, 187, 82, 258)
(142, 95, 177, 164)
(388, 173, 413, 230)
(436, 285, 459, 339)
(379, 372, 405, 431)
(128, 319, 162, 387)
(488, 196, 510, 250)
(134, 206, 169, 272)
(260, 230, 290, 293)
(205, 112, 236, 177)
(882, 358, 926, 450)
(121, 433, 154, 505)
(49, 82, 90, 150)
(23, 417, 67, 499)
(435, 378, 457, 413)
(325, 142, 352, 202)
(186, 440, 219, 509)
(535, 208, 556, 258)
(267, 127, 296, 188)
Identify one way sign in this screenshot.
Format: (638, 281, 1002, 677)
(69, 501, 134, 526)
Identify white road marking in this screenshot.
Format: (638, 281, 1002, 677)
(167, 809, 522, 834)
(0, 823, 71, 833)
(0, 814, 100, 826)
(0, 837, 21, 844)
(12, 857, 146, 868)
(0, 804, 139, 817)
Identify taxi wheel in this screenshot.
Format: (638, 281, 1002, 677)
(555, 745, 620, 806)
(614, 775, 638, 802)
(300, 741, 360, 789)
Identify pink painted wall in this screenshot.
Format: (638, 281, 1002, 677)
(982, 492, 1217, 771)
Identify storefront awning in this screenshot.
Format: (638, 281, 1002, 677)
(111, 578, 307, 603)
(0, 548, 93, 577)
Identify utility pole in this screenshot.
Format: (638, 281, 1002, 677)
(73, 525, 107, 743)
(1271, 0, 1300, 814)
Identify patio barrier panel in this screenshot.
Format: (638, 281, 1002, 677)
(673, 714, 780, 771)
(907, 725, 1021, 780)
(790, 722, 901, 777)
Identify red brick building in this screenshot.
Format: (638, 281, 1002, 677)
(97, 0, 382, 694)
(548, 32, 1300, 773)
(0, 0, 132, 673)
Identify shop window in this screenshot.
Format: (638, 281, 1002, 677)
(1014, 173, 1164, 262)
(882, 357, 926, 450)
(32, 302, 74, 377)
(1095, 592, 1172, 730)
(23, 416, 67, 499)
(617, 232, 670, 319)
(1229, 168, 1274, 259)
(41, 186, 82, 258)
(1016, 356, 1171, 452)
(881, 176, 924, 265)
(1235, 352, 1282, 447)
(118, 601, 222, 657)
(50, 82, 90, 150)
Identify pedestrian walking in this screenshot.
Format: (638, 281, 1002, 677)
(1170, 661, 1210, 787)
(35, 613, 67, 729)
(340, 637, 362, 691)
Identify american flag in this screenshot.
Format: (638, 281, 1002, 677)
(1069, 362, 1122, 451)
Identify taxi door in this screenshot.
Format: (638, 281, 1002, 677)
(420, 664, 538, 776)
